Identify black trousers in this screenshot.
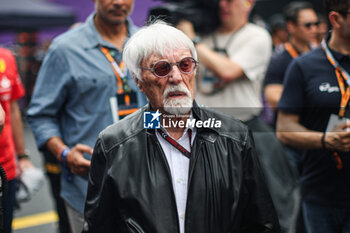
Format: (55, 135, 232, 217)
(43, 149, 71, 233)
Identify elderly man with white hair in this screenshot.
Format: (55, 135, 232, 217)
(83, 21, 280, 233)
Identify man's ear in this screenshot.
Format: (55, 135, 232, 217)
(329, 11, 343, 30)
(134, 76, 144, 93)
(244, 0, 254, 9)
(286, 21, 296, 35)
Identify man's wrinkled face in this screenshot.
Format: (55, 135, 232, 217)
(94, 0, 134, 25)
(136, 49, 196, 115)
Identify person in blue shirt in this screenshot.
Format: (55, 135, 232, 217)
(264, 1, 318, 112)
(27, 0, 147, 232)
(277, 0, 350, 232)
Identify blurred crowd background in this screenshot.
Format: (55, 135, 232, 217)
(0, 0, 323, 112)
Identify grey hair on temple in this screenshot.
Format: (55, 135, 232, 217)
(123, 20, 197, 81)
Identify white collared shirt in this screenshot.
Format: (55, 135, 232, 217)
(156, 126, 196, 233)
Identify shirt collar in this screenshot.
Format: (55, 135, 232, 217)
(144, 102, 218, 142)
(326, 32, 350, 63)
(329, 47, 350, 63)
(160, 112, 196, 138)
(82, 12, 138, 50)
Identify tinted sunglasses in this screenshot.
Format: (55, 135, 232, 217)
(302, 21, 320, 28)
(141, 57, 198, 78)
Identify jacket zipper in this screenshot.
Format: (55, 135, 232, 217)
(187, 139, 203, 190)
(184, 139, 204, 232)
(126, 219, 145, 233)
(152, 134, 181, 233)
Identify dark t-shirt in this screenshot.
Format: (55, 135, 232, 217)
(264, 49, 294, 86)
(263, 49, 294, 127)
(278, 46, 350, 207)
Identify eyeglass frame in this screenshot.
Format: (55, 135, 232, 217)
(140, 57, 199, 78)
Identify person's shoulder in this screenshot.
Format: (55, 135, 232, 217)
(238, 23, 271, 46)
(0, 47, 13, 56)
(244, 23, 270, 37)
(50, 24, 89, 51)
(98, 108, 145, 151)
(293, 46, 324, 67)
(0, 47, 16, 62)
(271, 49, 292, 65)
(197, 106, 249, 144)
(297, 46, 323, 61)
(51, 27, 85, 46)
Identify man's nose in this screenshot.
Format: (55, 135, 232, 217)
(219, 0, 230, 7)
(112, 0, 124, 4)
(168, 65, 183, 83)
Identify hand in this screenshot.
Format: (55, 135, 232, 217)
(325, 122, 350, 152)
(177, 20, 196, 39)
(18, 158, 34, 176)
(66, 144, 92, 176)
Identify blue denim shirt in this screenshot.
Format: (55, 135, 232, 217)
(27, 13, 147, 214)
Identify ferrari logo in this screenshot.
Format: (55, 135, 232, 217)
(0, 59, 6, 73)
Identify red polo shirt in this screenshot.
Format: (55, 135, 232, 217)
(0, 48, 25, 181)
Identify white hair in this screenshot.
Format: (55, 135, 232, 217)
(123, 20, 197, 81)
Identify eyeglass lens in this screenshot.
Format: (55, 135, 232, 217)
(153, 57, 196, 77)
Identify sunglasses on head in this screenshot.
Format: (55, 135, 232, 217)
(302, 21, 320, 28)
(141, 57, 198, 78)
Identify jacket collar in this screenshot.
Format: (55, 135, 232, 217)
(192, 101, 219, 143)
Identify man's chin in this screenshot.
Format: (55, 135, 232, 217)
(107, 16, 127, 25)
(164, 106, 192, 116)
(163, 98, 193, 116)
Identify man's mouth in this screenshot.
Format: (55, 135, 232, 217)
(110, 9, 126, 16)
(167, 91, 186, 98)
(219, 10, 230, 17)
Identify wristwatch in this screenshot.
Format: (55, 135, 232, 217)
(192, 36, 202, 46)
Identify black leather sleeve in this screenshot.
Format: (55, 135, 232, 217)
(239, 130, 281, 233)
(83, 138, 118, 233)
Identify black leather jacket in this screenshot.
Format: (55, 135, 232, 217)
(83, 103, 280, 233)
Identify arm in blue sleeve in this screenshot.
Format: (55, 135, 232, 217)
(27, 47, 70, 149)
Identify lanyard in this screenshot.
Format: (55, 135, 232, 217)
(322, 40, 350, 117)
(100, 47, 129, 94)
(284, 42, 299, 58)
(100, 47, 138, 117)
(157, 128, 192, 159)
(322, 39, 349, 170)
